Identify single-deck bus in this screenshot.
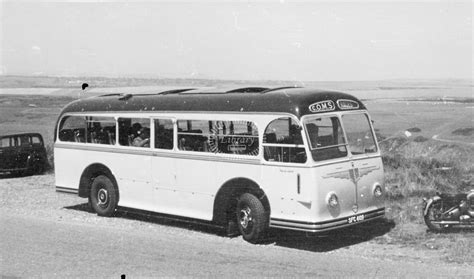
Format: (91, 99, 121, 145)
(55, 86, 385, 243)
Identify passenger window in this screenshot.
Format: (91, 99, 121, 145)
(263, 117, 306, 163)
(210, 121, 259, 155)
(118, 118, 150, 148)
(59, 116, 87, 143)
(87, 117, 116, 145)
(154, 119, 174, 150)
(304, 116, 347, 161)
(177, 120, 259, 155)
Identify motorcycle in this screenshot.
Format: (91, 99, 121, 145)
(423, 190, 474, 232)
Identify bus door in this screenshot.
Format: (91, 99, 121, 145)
(261, 117, 310, 219)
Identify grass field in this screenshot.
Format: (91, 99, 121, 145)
(1, 76, 473, 263)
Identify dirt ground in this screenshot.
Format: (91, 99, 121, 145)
(0, 172, 473, 277)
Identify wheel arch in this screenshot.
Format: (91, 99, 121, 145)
(212, 177, 270, 225)
(78, 163, 119, 201)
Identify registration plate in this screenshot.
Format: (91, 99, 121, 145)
(347, 214, 365, 224)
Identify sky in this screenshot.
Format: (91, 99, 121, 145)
(1, 0, 472, 81)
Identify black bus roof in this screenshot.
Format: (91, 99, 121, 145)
(59, 86, 366, 119)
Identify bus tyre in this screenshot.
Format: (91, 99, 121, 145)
(89, 175, 118, 217)
(236, 193, 268, 244)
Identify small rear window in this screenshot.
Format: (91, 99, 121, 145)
(31, 135, 43, 145)
(0, 137, 10, 148)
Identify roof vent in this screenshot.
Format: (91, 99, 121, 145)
(158, 88, 196, 95)
(226, 87, 269, 93)
(261, 86, 302, 93)
(118, 94, 133, 101)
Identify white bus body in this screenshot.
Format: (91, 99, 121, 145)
(55, 87, 385, 243)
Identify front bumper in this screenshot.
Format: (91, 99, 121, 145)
(269, 207, 385, 233)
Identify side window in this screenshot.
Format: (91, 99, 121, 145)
(263, 117, 306, 163)
(20, 135, 31, 146)
(118, 118, 150, 148)
(59, 116, 87, 143)
(86, 117, 116, 145)
(210, 121, 259, 155)
(31, 136, 43, 146)
(177, 120, 211, 152)
(342, 113, 377, 155)
(154, 119, 174, 150)
(177, 120, 259, 155)
(304, 116, 347, 162)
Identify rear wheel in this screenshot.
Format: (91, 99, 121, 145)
(424, 200, 447, 232)
(236, 193, 268, 243)
(89, 175, 118, 217)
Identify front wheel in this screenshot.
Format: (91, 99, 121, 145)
(236, 193, 268, 243)
(89, 175, 118, 217)
(424, 200, 447, 232)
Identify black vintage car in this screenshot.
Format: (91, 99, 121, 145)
(0, 133, 47, 176)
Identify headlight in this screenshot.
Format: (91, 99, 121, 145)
(327, 192, 339, 207)
(373, 184, 383, 198)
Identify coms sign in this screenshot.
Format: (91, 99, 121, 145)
(308, 99, 361, 113)
(308, 100, 335, 113)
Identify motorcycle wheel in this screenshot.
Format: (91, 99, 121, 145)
(424, 200, 448, 232)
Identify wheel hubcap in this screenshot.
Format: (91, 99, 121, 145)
(97, 188, 108, 206)
(239, 206, 252, 229)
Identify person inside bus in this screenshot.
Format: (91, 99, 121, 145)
(132, 127, 150, 147)
(126, 122, 142, 145)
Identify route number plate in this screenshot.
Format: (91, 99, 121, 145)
(347, 214, 365, 224)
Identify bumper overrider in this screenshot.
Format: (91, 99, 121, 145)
(270, 207, 385, 232)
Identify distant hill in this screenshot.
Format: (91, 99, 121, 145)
(0, 75, 471, 91)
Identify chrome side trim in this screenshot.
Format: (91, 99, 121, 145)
(54, 142, 261, 165)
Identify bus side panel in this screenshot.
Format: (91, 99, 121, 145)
(153, 155, 262, 222)
(262, 166, 317, 223)
(113, 152, 154, 212)
(55, 145, 156, 213)
(54, 146, 86, 191)
(165, 156, 217, 221)
(215, 160, 262, 199)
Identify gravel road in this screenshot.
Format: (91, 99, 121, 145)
(1, 173, 473, 278)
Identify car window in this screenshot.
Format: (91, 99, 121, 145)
(31, 136, 43, 145)
(0, 137, 10, 148)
